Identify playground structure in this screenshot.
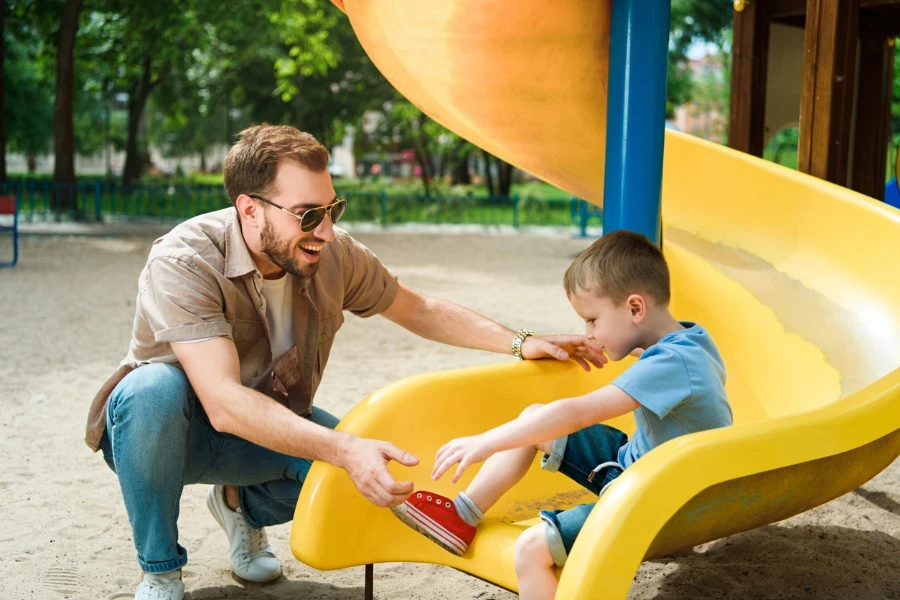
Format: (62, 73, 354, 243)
(290, 1, 900, 598)
(730, 0, 900, 202)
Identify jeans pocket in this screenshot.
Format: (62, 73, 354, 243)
(102, 453, 117, 473)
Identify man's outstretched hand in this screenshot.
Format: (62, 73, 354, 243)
(339, 436, 420, 507)
(521, 334, 608, 371)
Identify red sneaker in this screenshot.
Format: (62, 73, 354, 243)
(391, 491, 476, 556)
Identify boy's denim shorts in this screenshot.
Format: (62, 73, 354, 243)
(538, 423, 629, 567)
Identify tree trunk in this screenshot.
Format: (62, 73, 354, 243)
(200, 151, 207, 172)
(27, 154, 37, 172)
(123, 54, 156, 186)
(498, 158, 513, 196)
(414, 151, 432, 196)
(482, 150, 495, 196)
(1, 2, 7, 182)
(52, 0, 84, 210)
(452, 152, 471, 185)
(411, 132, 435, 196)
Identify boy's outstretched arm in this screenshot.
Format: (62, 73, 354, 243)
(433, 385, 640, 483)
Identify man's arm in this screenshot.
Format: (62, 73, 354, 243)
(432, 385, 640, 482)
(380, 283, 607, 370)
(171, 337, 419, 507)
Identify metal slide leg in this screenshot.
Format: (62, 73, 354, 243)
(365, 563, 373, 600)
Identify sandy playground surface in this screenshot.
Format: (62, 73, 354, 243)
(0, 227, 899, 599)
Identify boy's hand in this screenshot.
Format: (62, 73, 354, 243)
(521, 334, 607, 371)
(432, 434, 495, 484)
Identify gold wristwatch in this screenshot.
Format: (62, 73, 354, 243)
(511, 329, 535, 360)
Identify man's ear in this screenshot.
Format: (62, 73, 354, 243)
(234, 194, 261, 228)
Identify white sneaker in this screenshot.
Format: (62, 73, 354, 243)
(206, 485, 282, 583)
(134, 570, 183, 600)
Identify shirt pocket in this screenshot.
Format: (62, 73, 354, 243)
(317, 312, 345, 345)
(231, 318, 267, 342)
(231, 319, 269, 386)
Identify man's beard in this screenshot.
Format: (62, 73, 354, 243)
(260, 219, 319, 281)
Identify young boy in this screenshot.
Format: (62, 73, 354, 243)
(391, 230, 732, 600)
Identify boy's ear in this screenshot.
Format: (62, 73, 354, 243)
(627, 294, 646, 323)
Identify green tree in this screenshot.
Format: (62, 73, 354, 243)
(3, 9, 55, 173)
(667, 0, 733, 116)
(271, 0, 394, 146)
(1, 2, 6, 180)
(53, 0, 84, 203)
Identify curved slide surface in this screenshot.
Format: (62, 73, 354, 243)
(291, 2, 900, 597)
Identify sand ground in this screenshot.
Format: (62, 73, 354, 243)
(1, 228, 898, 599)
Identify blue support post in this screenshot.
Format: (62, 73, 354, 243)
(602, 0, 671, 245)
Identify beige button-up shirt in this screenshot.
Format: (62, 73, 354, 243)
(84, 208, 398, 451)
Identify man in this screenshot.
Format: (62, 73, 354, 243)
(85, 124, 606, 600)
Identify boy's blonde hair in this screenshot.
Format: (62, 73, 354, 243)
(563, 230, 670, 305)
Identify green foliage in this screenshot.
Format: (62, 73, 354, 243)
(4, 34, 54, 156)
(4, 0, 736, 187)
(667, 0, 733, 115)
(4, 2, 54, 158)
(763, 127, 800, 169)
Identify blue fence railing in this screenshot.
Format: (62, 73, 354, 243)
(0, 180, 603, 233)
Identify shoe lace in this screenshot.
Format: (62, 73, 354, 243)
(235, 513, 272, 560)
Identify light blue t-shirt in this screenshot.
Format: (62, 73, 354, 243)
(612, 322, 732, 468)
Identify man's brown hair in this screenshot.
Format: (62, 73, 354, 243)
(223, 124, 330, 205)
(563, 230, 670, 305)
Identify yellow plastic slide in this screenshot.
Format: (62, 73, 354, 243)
(291, 2, 900, 597)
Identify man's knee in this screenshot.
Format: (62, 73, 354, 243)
(109, 363, 194, 428)
(515, 525, 554, 574)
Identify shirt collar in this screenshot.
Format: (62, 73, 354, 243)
(224, 209, 259, 278)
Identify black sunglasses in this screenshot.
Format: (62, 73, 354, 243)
(249, 195, 347, 232)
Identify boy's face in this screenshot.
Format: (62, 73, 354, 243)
(568, 289, 643, 361)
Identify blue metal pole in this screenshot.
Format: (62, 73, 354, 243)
(602, 0, 671, 245)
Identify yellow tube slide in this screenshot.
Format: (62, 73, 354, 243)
(290, 1, 900, 597)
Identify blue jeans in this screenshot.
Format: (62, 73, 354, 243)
(98, 363, 338, 573)
(538, 423, 629, 567)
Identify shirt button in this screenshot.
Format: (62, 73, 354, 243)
(236, 332, 243, 339)
(253, 371, 259, 377)
(257, 301, 263, 307)
(320, 333, 327, 341)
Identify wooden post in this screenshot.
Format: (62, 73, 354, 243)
(729, 1, 771, 156)
(851, 18, 895, 200)
(798, 0, 860, 185)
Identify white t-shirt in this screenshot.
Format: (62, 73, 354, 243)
(175, 273, 296, 380)
(259, 273, 295, 364)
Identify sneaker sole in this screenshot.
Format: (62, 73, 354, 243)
(390, 503, 467, 556)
